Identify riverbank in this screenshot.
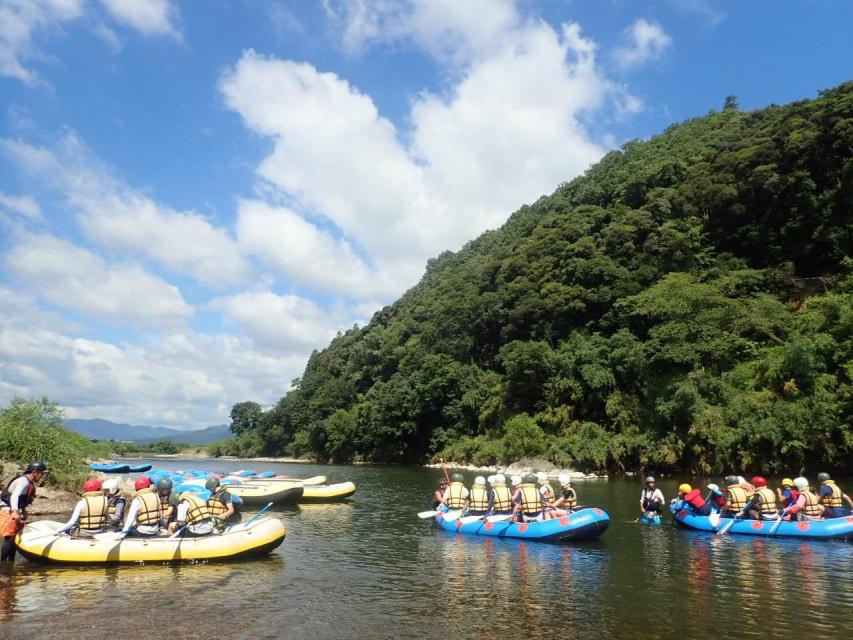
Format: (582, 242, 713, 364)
(425, 458, 608, 480)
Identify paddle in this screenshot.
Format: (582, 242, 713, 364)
(769, 515, 784, 536)
(708, 512, 721, 527)
(418, 510, 439, 519)
(20, 530, 67, 543)
(168, 524, 189, 540)
(94, 527, 133, 542)
(485, 514, 513, 523)
(439, 509, 463, 522)
(459, 515, 487, 525)
(717, 514, 740, 536)
(241, 501, 274, 528)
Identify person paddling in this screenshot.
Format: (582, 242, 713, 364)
(168, 491, 215, 536)
(441, 474, 469, 512)
(487, 474, 512, 516)
(722, 475, 749, 518)
(124, 476, 162, 536)
(776, 478, 798, 513)
(780, 477, 824, 521)
(550, 474, 576, 515)
(511, 474, 543, 523)
(1, 461, 48, 561)
(816, 473, 852, 518)
(676, 483, 713, 516)
(432, 478, 449, 509)
(58, 479, 109, 535)
(468, 476, 489, 517)
(705, 484, 726, 511)
(205, 477, 239, 528)
(743, 476, 778, 521)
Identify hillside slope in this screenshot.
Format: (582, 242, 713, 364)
(233, 84, 853, 473)
(65, 419, 230, 445)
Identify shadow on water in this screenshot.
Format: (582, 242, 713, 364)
(1, 460, 851, 640)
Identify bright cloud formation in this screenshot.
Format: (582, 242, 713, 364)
(613, 19, 673, 70)
(0, 0, 663, 426)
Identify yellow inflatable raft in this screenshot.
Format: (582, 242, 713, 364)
(15, 518, 286, 564)
(225, 482, 303, 505)
(301, 482, 357, 502)
(225, 474, 327, 486)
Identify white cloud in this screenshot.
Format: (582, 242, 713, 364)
(222, 4, 624, 297)
(0, 192, 42, 220)
(98, 0, 179, 38)
(0, 0, 84, 85)
(5, 232, 192, 327)
(210, 290, 350, 353)
(237, 199, 400, 297)
(612, 19, 672, 70)
(0, 134, 254, 288)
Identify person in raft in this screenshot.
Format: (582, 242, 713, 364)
(780, 477, 824, 521)
(551, 475, 577, 514)
(674, 484, 713, 516)
(722, 475, 750, 518)
(1, 461, 48, 562)
(155, 478, 175, 529)
(468, 476, 490, 516)
(536, 472, 558, 519)
(441, 474, 469, 512)
(511, 474, 543, 522)
(57, 479, 109, 535)
(205, 477, 239, 527)
(816, 472, 853, 518)
(123, 476, 163, 536)
(487, 474, 513, 516)
(102, 479, 126, 531)
(168, 491, 215, 536)
(433, 478, 449, 509)
(704, 484, 726, 511)
(740, 476, 778, 521)
(776, 478, 799, 512)
(640, 476, 664, 519)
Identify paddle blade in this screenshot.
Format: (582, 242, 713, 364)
(93, 532, 125, 542)
(459, 515, 485, 525)
(418, 510, 438, 519)
(441, 510, 463, 522)
(708, 512, 720, 527)
(486, 514, 513, 523)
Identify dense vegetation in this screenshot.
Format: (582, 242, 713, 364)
(108, 438, 188, 455)
(226, 85, 853, 474)
(0, 397, 112, 489)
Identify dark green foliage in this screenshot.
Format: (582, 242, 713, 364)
(230, 84, 853, 473)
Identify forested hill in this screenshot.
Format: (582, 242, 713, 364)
(228, 84, 853, 474)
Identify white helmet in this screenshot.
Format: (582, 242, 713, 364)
(706, 483, 719, 492)
(511, 475, 522, 486)
(102, 479, 120, 495)
(558, 474, 571, 486)
(474, 476, 485, 485)
(486, 475, 496, 484)
(737, 476, 746, 484)
(536, 471, 548, 483)
(793, 476, 809, 490)
(494, 474, 506, 484)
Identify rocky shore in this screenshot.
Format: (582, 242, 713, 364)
(424, 458, 607, 480)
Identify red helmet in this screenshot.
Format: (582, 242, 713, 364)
(83, 479, 102, 492)
(134, 477, 151, 491)
(751, 476, 767, 487)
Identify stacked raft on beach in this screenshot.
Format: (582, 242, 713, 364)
(174, 472, 357, 505)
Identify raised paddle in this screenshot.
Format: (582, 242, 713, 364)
(168, 524, 189, 540)
(459, 515, 488, 525)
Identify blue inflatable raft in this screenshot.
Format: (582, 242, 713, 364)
(89, 463, 130, 474)
(435, 507, 610, 542)
(672, 506, 853, 540)
(641, 512, 662, 525)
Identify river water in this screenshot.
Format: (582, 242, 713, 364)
(1, 460, 850, 640)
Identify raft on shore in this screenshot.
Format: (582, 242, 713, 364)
(15, 518, 286, 564)
(672, 507, 853, 540)
(435, 507, 610, 542)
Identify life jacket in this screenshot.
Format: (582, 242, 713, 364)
(469, 485, 489, 511)
(753, 487, 777, 515)
(181, 493, 212, 525)
(132, 487, 161, 526)
(490, 484, 512, 512)
(207, 490, 231, 517)
(801, 489, 823, 517)
(1, 476, 36, 510)
(821, 481, 843, 508)
(684, 489, 706, 511)
(107, 495, 126, 517)
(726, 485, 748, 512)
(641, 488, 660, 510)
(159, 494, 173, 521)
(517, 483, 541, 515)
(79, 492, 108, 530)
(445, 482, 468, 510)
(540, 482, 554, 501)
(781, 488, 799, 507)
(561, 487, 577, 509)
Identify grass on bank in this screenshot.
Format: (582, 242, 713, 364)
(0, 397, 113, 491)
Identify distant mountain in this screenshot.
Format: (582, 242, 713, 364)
(64, 418, 231, 445)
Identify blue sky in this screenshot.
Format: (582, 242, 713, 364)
(1, 0, 851, 428)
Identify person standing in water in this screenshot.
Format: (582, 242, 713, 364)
(640, 476, 664, 519)
(1, 461, 48, 562)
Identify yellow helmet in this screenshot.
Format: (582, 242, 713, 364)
(678, 483, 692, 494)
(781, 478, 794, 487)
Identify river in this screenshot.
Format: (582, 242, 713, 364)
(1, 460, 850, 639)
